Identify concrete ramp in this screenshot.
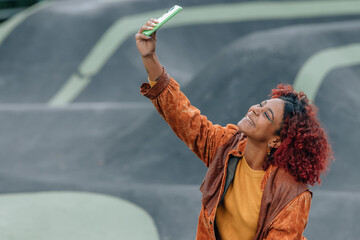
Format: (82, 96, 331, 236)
(0, 0, 359, 239)
(0, 192, 159, 240)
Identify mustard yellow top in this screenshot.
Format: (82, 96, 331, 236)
(215, 157, 265, 240)
(149, 77, 158, 87)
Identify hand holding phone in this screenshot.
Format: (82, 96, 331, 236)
(136, 18, 159, 58)
(142, 5, 183, 36)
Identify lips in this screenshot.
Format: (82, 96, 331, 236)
(246, 114, 255, 127)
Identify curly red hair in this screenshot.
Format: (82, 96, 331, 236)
(265, 84, 333, 185)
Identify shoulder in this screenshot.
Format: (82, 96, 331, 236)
(216, 129, 246, 153)
(274, 167, 309, 191)
(270, 167, 312, 213)
(273, 190, 312, 224)
(267, 191, 311, 239)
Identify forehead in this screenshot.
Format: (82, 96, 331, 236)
(264, 98, 285, 116)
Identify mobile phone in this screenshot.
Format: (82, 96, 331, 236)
(142, 5, 183, 36)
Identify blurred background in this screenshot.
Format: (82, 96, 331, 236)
(0, 0, 359, 239)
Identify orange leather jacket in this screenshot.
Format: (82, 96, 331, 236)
(140, 68, 312, 240)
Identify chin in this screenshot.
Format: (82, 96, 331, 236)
(237, 118, 247, 133)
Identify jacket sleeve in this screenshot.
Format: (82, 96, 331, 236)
(140, 68, 239, 167)
(265, 191, 312, 240)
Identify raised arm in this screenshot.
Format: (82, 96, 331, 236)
(135, 19, 238, 166)
(135, 18, 162, 82)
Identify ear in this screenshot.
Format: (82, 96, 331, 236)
(268, 137, 282, 149)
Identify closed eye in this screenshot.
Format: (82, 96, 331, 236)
(264, 112, 272, 122)
(259, 102, 273, 122)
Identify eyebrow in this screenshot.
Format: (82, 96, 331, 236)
(264, 100, 275, 121)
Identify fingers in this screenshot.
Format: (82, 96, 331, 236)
(135, 32, 151, 41)
(147, 18, 159, 27)
(150, 18, 159, 25)
(135, 25, 152, 40)
(137, 18, 159, 34)
(139, 25, 154, 34)
(135, 18, 159, 40)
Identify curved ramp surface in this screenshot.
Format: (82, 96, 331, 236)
(0, 1, 360, 239)
(0, 191, 159, 240)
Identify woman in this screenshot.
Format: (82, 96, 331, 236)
(135, 19, 332, 240)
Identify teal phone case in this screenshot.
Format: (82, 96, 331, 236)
(142, 5, 183, 36)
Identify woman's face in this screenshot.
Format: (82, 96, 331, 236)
(237, 98, 285, 144)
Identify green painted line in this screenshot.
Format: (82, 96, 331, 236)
(0, 1, 50, 46)
(50, 73, 92, 105)
(0, 191, 159, 240)
(49, 10, 165, 106)
(49, 1, 360, 106)
(293, 44, 360, 101)
(78, 11, 165, 78)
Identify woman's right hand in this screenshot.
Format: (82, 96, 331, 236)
(135, 18, 159, 58)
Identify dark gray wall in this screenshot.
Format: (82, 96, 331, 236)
(0, 0, 359, 239)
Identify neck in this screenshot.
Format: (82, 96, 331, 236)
(244, 139, 267, 171)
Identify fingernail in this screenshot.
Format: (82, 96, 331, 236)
(147, 36, 152, 39)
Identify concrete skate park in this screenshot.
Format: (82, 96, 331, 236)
(0, 0, 359, 239)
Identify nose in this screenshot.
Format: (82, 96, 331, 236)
(249, 105, 260, 116)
